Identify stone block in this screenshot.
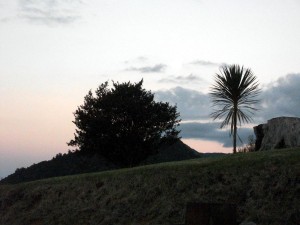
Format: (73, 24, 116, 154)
(254, 117, 300, 150)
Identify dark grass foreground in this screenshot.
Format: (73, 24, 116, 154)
(0, 148, 299, 225)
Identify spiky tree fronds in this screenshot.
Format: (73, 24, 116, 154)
(209, 64, 260, 153)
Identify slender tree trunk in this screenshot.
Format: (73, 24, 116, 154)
(233, 104, 237, 153)
(233, 119, 237, 153)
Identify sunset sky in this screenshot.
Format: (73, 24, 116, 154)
(1, 0, 300, 178)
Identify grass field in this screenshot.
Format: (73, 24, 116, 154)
(0, 148, 299, 225)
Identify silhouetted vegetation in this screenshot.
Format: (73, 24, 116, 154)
(0, 151, 117, 184)
(210, 64, 260, 153)
(68, 80, 181, 166)
(238, 135, 256, 153)
(0, 140, 202, 184)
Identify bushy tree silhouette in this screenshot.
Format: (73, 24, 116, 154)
(68, 80, 181, 166)
(210, 65, 260, 153)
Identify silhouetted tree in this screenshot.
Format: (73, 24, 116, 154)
(68, 80, 181, 166)
(209, 65, 260, 153)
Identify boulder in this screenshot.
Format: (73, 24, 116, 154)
(254, 117, 300, 150)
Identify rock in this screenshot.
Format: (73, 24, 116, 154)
(254, 124, 264, 151)
(254, 117, 300, 151)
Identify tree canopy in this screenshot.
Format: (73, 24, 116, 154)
(68, 80, 181, 166)
(209, 64, 260, 153)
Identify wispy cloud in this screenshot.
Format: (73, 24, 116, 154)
(124, 56, 148, 64)
(136, 56, 148, 62)
(18, 0, 83, 25)
(0, 2, 16, 23)
(125, 64, 167, 73)
(159, 74, 204, 84)
(190, 60, 227, 67)
(0, 17, 10, 23)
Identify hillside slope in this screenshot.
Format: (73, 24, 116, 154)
(1, 140, 200, 184)
(0, 148, 299, 225)
(142, 139, 201, 164)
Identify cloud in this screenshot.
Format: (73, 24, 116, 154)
(155, 73, 300, 146)
(136, 56, 148, 62)
(255, 73, 300, 123)
(18, 0, 83, 25)
(125, 64, 167, 73)
(0, 2, 16, 23)
(0, 17, 10, 23)
(180, 122, 253, 147)
(155, 87, 256, 146)
(159, 74, 205, 84)
(157, 73, 300, 123)
(155, 86, 211, 120)
(124, 56, 148, 64)
(190, 60, 227, 67)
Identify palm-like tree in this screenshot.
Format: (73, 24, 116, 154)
(209, 64, 260, 153)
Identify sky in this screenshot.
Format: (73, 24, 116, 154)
(1, 0, 300, 178)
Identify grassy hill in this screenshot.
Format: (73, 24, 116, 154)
(0, 148, 299, 225)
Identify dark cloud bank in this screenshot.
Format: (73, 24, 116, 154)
(155, 73, 300, 148)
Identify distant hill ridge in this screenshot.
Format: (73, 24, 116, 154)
(142, 139, 201, 164)
(0, 140, 202, 184)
